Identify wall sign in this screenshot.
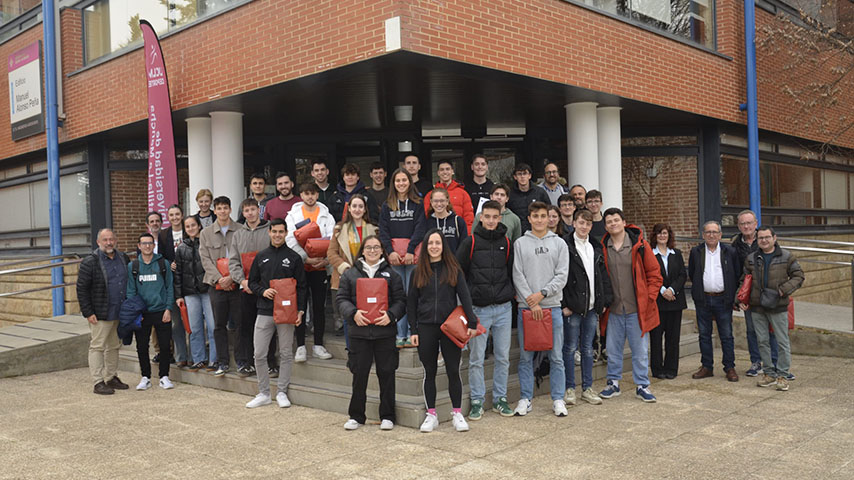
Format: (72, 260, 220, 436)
(8, 41, 44, 141)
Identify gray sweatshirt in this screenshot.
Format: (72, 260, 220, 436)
(512, 230, 569, 308)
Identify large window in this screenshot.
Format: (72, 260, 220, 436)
(0, 0, 38, 27)
(576, 0, 715, 48)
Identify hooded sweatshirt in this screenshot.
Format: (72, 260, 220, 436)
(423, 180, 475, 230)
(126, 253, 174, 312)
(328, 180, 380, 223)
(512, 230, 569, 308)
(474, 208, 522, 243)
(379, 198, 427, 255)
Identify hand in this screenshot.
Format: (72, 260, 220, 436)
(175, 298, 185, 308)
(404, 253, 415, 265)
(295, 311, 304, 326)
(171, 261, 177, 272)
(662, 290, 676, 302)
(562, 307, 572, 317)
(241, 279, 251, 294)
(375, 311, 391, 327)
(306, 257, 321, 266)
(739, 302, 749, 311)
(409, 334, 419, 347)
(262, 288, 277, 300)
(388, 252, 402, 266)
(354, 310, 369, 327)
(218, 275, 234, 289)
(87, 314, 97, 325)
(525, 292, 544, 309)
(467, 328, 478, 338)
(531, 304, 543, 321)
(162, 309, 171, 324)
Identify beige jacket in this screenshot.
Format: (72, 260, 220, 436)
(199, 218, 241, 286)
(328, 222, 378, 289)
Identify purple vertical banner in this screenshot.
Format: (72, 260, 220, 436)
(140, 20, 178, 222)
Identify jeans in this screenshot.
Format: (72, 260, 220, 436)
(170, 304, 188, 363)
(563, 310, 597, 390)
(696, 294, 736, 371)
(468, 302, 512, 403)
(185, 293, 216, 365)
(392, 264, 415, 339)
(517, 307, 565, 401)
(745, 309, 778, 366)
(605, 312, 650, 387)
(751, 310, 791, 377)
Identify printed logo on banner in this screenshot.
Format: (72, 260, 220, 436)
(8, 41, 44, 141)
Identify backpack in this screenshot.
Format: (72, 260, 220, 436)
(470, 234, 510, 263)
(131, 257, 168, 284)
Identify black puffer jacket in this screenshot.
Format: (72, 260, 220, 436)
(335, 259, 406, 340)
(731, 232, 758, 276)
(561, 233, 613, 315)
(174, 238, 208, 297)
(455, 222, 515, 307)
(506, 181, 550, 232)
(407, 261, 477, 335)
(76, 249, 130, 321)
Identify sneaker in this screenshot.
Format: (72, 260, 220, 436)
(581, 388, 603, 405)
(492, 397, 514, 417)
(452, 412, 470, 432)
(468, 400, 483, 421)
(159, 376, 174, 390)
(437, 354, 445, 367)
(269, 366, 279, 378)
(344, 419, 361, 430)
(245, 394, 271, 408)
(152, 354, 160, 363)
(746, 362, 763, 377)
(757, 375, 777, 388)
(106, 376, 129, 390)
(636, 385, 656, 403)
(420, 413, 439, 433)
(205, 363, 217, 372)
(177, 361, 189, 368)
(214, 364, 229, 376)
(294, 346, 307, 363)
(136, 377, 152, 391)
(783, 372, 796, 381)
(775, 377, 789, 391)
(514, 398, 532, 416)
(237, 365, 253, 376)
(396, 338, 406, 348)
(313, 345, 333, 360)
(187, 362, 205, 372)
(380, 419, 394, 430)
(553, 399, 568, 416)
(564, 388, 577, 406)
(93, 381, 114, 395)
(574, 350, 581, 366)
(276, 392, 291, 408)
(599, 380, 620, 399)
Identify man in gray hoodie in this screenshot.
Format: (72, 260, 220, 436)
(512, 201, 569, 417)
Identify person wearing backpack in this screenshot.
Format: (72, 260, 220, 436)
(127, 232, 175, 391)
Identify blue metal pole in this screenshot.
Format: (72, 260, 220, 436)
(744, 0, 762, 222)
(43, 0, 64, 316)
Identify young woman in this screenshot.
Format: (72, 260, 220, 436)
(379, 169, 426, 347)
(427, 187, 468, 253)
(174, 216, 217, 371)
(547, 204, 569, 236)
(649, 223, 687, 379)
(193, 189, 215, 229)
(408, 229, 478, 433)
(335, 235, 406, 431)
(158, 204, 188, 366)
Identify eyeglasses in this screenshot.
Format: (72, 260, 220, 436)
(139, 242, 154, 246)
(545, 171, 558, 175)
(363, 245, 382, 252)
(703, 231, 721, 236)
(586, 199, 601, 204)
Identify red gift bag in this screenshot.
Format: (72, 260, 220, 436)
(522, 308, 553, 351)
(440, 305, 486, 349)
(178, 302, 191, 334)
(737, 274, 752, 304)
(270, 278, 299, 324)
(305, 238, 330, 258)
(294, 222, 321, 248)
(391, 238, 420, 264)
(787, 297, 795, 330)
(214, 257, 234, 291)
(241, 251, 257, 279)
(356, 278, 388, 324)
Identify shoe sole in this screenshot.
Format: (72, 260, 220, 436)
(246, 401, 272, 408)
(600, 391, 620, 399)
(554, 410, 568, 417)
(582, 397, 603, 405)
(492, 408, 515, 417)
(776, 386, 789, 391)
(136, 385, 151, 391)
(160, 385, 174, 390)
(636, 394, 656, 403)
(468, 414, 482, 421)
(455, 426, 470, 432)
(380, 425, 394, 431)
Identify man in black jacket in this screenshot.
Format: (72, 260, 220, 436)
(328, 163, 380, 222)
(506, 163, 550, 233)
(688, 220, 741, 382)
(456, 201, 516, 420)
(76, 228, 130, 395)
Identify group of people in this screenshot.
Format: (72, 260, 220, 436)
(76, 154, 804, 432)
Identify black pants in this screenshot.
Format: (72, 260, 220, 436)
(237, 292, 276, 367)
(348, 336, 398, 424)
(297, 270, 327, 347)
(650, 309, 683, 376)
(417, 323, 462, 409)
(209, 287, 241, 366)
(135, 311, 172, 378)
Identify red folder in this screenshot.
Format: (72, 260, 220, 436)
(305, 238, 330, 258)
(214, 257, 234, 291)
(737, 274, 752, 304)
(522, 308, 553, 351)
(270, 278, 299, 325)
(241, 251, 257, 279)
(356, 278, 388, 324)
(391, 238, 420, 264)
(294, 222, 321, 248)
(178, 302, 191, 334)
(440, 305, 486, 349)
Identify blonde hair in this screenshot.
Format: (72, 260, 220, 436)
(195, 188, 213, 202)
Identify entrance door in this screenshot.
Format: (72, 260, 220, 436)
(424, 141, 523, 187)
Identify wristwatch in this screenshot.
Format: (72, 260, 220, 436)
(540, 288, 548, 297)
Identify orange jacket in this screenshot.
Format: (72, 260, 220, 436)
(600, 224, 663, 335)
(423, 180, 475, 231)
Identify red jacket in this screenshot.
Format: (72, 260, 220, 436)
(600, 224, 663, 335)
(424, 180, 475, 231)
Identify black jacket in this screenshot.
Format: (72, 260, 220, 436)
(156, 228, 187, 263)
(455, 222, 515, 307)
(654, 248, 688, 311)
(407, 261, 477, 335)
(467, 178, 494, 211)
(506, 181, 550, 232)
(328, 180, 381, 223)
(248, 243, 308, 316)
(731, 232, 758, 277)
(561, 234, 613, 315)
(174, 238, 209, 297)
(335, 259, 406, 340)
(76, 249, 130, 321)
(688, 242, 740, 308)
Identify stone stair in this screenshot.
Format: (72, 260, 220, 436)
(0, 259, 80, 328)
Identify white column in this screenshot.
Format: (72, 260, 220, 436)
(565, 102, 599, 190)
(210, 111, 245, 217)
(186, 117, 212, 212)
(597, 106, 623, 210)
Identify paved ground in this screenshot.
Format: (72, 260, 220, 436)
(1, 350, 852, 480)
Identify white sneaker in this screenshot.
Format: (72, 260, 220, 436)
(420, 413, 439, 433)
(574, 350, 581, 366)
(276, 392, 291, 408)
(158, 376, 174, 390)
(514, 398, 532, 416)
(294, 346, 307, 363)
(136, 376, 151, 391)
(245, 394, 271, 408)
(581, 388, 603, 405)
(380, 419, 394, 430)
(437, 354, 445, 367)
(312, 345, 332, 360)
(553, 399, 568, 417)
(564, 388, 577, 406)
(452, 412, 469, 432)
(344, 419, 361, 430)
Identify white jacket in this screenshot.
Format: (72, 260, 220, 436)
(285, 201, 336, 260)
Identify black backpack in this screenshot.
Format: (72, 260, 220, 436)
(131, 257, 168, 284)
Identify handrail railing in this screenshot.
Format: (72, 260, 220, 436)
(0, 258, 83, 276)
(0, 282, 74, 298)
(777, 237, 854, 248)
(0, 253, 81, 269)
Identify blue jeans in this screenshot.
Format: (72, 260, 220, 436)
(517, 307, 565, 401)
(185, 292, 216, 365)
(469, 302, 512, 403)
(745, 309, 778, 365)
(392, 264, 415, 339)
(564, 310, 597, 390)
(696, 294, 736, 371)
(605, 312, 650, 386)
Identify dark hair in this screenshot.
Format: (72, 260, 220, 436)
(757, 225, 776, 236)
(249, 173, 267, 184)
(427, 187, 452, 216)
(300, 182, 320, 194)
(585, 189, 602, 201)
(650, 223, 675, 249)
(528, 201, 549, 216)
(183, 215, 201, 230)
(490, 183, 510, 196)
(269, 218, 287, 229)
(138, 232, 154, 242)
(546, 205, 563, 233)
(213, 196, 231, 208)
(275, 171, 292, 182)
(356, 234, 387, 263)
(168, 204, 183, 214)
(557, 193, 574, 206)
(240, 198, 259, 212)
(573, 208, 594, 223)
(340, 163, 360, 177)
(386, 168, 421, 209)
(413, 229, 460, 289)
(569, 184, 586, 193)
(146, 211, 162, 222)
(471, 153, 487, 163)
(437, 159, 454, 170)
(311, 159, 328, 169)
(369, 161, 386, 173)
(543, 162, 560, 171)
(513, 163, 532, 175)
(481, 200, 502, 213)
(339, 194, 373, 225)
(603, 207, 624, 221)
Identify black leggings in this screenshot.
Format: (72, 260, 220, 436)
(417, 323, 462, 409)
(135, 310, 172, 379)
(297, 270, 327, 347)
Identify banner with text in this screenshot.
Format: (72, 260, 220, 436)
(8, 41, 45, 141)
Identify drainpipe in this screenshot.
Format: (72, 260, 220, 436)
(43, 0, 64, 316)
(744, 0, 762, 221)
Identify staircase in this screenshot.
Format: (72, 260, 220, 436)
(0, 258, 80, 328)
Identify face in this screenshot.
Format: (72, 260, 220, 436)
(362, 239, 383, 263)
(437, 163, 454, 184)
(514, 170, 532, 188)
(167, 207, 183, 227)
(426, 232, 443, 259)
(250, 178, 266, 195)
(242, 205, 259, 224)
(480, 208, 501, 230)
(300, 190, 318, 207)
(403, 156, 420, 176)
(370, 168, 386, 186)
(276, 176, 293, 197)
(757, 230, 776, 253)
(570, 186, 586, 204)
(269, 225, 287, 247)
(311, 163, 329, 183)
(197, 195, 212, 212)
(585, 196, 602, 214)
(343, 172, 359, 189)
(559, 200, 575, 218)
(547, 209, 560, 228)
(431, 193, 449, 214)
(703, 223, 722, 248)
(348, 198, 366, 220)
(214, 203, 232, 222)
(184, 218, 200, 238)
(544, 164, 559, 184)
(147, 214, 162, 234)
(491, 188, 508, 207)
(737, 213, 757, 236)
(604, 213, 626, 236)
(394, 172, 410, 194)
(471, 157, 488, 177)
(529, 208, 549, 232)
(656, 229, 670, 246)
(138, 236, 155, 255)
(96, 230, 116, 254)
(573, 217, 592, 238)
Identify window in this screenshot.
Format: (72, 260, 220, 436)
(576, 0, 715, 48)
(0, 0, 38, 27)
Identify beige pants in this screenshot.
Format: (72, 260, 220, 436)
(89, 320, 121, 385)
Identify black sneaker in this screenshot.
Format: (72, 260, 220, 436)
(188, 362, 205, 372)
(152, 354, 161, 363)
(269, 366, 279, 378)
(237, 365, 255, 376)
(214, 364, 229, 376)
(94, 381, 114, 395)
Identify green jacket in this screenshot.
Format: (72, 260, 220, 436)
(474, 208, 521, 244)
(741, 244, 804, 314)
(126, 253, 174, 313)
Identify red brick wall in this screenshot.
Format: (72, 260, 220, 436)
(110, 167, 189, 251)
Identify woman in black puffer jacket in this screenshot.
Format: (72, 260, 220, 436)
(174, 216, 216, 371)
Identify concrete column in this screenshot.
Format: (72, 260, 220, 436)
(210, 111, 245, 217)
(186, 117, 212, 211)
(565, 102, 599, 190)
(597, 106, 623, 210)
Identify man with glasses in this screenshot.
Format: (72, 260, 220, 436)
(539, 162, 568, 206)
(688, 221, 741, 382)
(585, 189, 606, 241)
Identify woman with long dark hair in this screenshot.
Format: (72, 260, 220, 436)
(649, 223, 687, 379)
(174, 215, 217, 371)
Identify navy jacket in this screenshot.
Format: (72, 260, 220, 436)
(688, 242, 740, 308)
(378, 198, 427, 255)
(118, 295, 147, 345)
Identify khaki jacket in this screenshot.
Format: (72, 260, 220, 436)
(199, 218, 241, 286)
(328, 222, 378, 289)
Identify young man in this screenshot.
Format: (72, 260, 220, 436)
(423, 160, 475, 230)
(285, 183, 336, 362)
(245, 218, 308, 408)
(512, 202, 569, 417)
(561, 209, 612, 406)
(127, 232, 175, 391)
(403, 154, 434, 197)
(506, 163, 550, 233)
(311, 160, 334, 207)
(467, 154, 494, 214)
(585, 190, 606, 240)
(199, 196, 242, 376)
(539, 162, 568, 205)
(473, 184, 522, 243)
(328, 163, 380, 222)
(557, 194, 576, 234)
(367, 161, 389, 208)
(238, 173, 273, 223)
(193, 189, 215, 228)
(263, 172, 300, 222)
(456, 200, 516, 419)
(599, 208, 662, 403)
(77, 228, 130, 395)
(569, 184, 587, 209)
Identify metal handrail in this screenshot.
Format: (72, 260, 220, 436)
(0, 258, 83, 276)
(0, 253, 81, 268)
(0, 282, 74, 298)
(777, 237, 854, 248)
